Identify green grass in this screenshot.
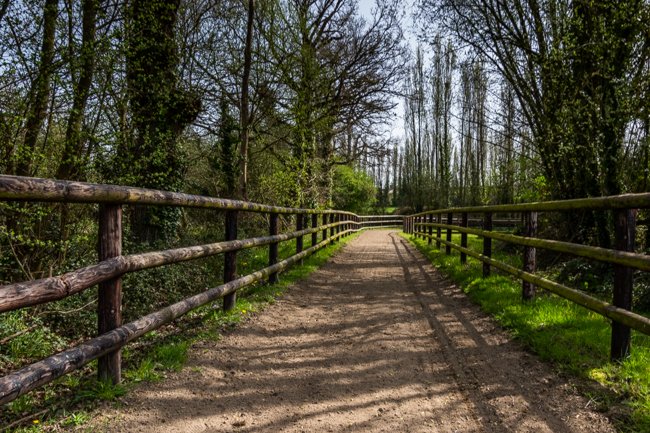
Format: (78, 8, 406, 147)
(1, 230, 360, 432)
(405, 232, 650, 432)
(76, 380, 127, 402)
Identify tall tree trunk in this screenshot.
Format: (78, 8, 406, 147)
(17, 0, 58, 176)
(239, 0, 255, 200)
(57, 0, 99, 181)
(122, 0, 200, 244)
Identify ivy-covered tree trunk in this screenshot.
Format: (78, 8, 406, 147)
(119, 0, 200, 244)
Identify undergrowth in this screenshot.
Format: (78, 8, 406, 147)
(1, 231, 360, 432)
(405, 233, 650, 433)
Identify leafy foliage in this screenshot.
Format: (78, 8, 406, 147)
(331, 165, 377, 214)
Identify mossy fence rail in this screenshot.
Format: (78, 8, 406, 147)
(404, 196, 650, 362)
(0, 175, 402, 406)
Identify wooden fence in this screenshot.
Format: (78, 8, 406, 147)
(403, 195, 650, 361)
(0, 175, 403, 406)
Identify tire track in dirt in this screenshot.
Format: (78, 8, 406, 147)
(89, 230, 616, 433)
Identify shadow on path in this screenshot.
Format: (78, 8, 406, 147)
(91, 230, 615, 433)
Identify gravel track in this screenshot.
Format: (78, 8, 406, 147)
(90, 230, 616, 432)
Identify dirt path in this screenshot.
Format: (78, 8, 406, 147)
(91, 230, 616, 433)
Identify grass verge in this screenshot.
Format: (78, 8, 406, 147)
(2, 231, 361, 432)
(404, 232, 650, 433)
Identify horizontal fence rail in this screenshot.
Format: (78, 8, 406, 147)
(0, 175, 403, 406)
(403, 194, 650, 362)
(358, 215, 404, 228)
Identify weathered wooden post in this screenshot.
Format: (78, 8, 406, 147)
(330, 213, 336, 241)
(421, 215, 426, 238)
(311, 214, 318, 247)
(428, 213, 433, 245)
(296, 213, 304, 254)
(269, 212, 279, 284)
(446, 212, 453, 254)
(436, 213, 442, 249)
(223, 210, 238, 311)
(460, 212, 468, 264)
(522, 211, 537, 301)
(98, 204, 123, 384)
(611, 209, 636, 361)
(338, 213, 342, 238)
(322, 213, 328, 241)
(483, 212, 493, 277)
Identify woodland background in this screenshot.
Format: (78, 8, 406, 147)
(2, 0, 650, 375)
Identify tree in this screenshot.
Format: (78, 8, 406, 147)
(420, 0, 648, 201)
(239, 0, 255, 199)
(56, 0, 100, 181)
(420, 0, 649, 244)
(332, 165, 377, 213)
(263, 0, 404, 207)
(15, 0, 58, 177)
(116, 0, 201, 243)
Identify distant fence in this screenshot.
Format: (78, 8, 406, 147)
(358, 215, 404, 228)
(0, 175, 403, 405)
(404, 195, 650, 361)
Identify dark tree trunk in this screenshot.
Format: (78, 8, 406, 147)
(239, 0, 255, 200)
(57, 0, 99, 181)
(16, 0, 58, 176)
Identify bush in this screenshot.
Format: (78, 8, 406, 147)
(332, 165, 376, 214)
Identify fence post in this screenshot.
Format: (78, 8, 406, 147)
(311, 214, 318, 247)
(330, 213, 336, 241)
(483, 212, 492, 277)
(446, 212, 453, 254)
(436, 214, 442, 249)
(428, 213, 433, 245)
(611, 209, 636, 361)
(296, 213, 304, 254)
(223, 210, 238, 311)
(269, 212, 279, 284)
(98, 204, 123, 384)
(522, 211, 537, 301)
(337, 213, 342, 238)
(322, 213, 328, 241)
(460, 212, 468, 264)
